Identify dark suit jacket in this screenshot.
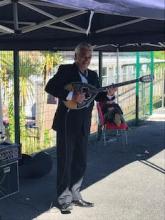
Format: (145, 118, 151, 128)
(45, 63, 107, 135)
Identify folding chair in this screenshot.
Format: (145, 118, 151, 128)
(96, 102, 128, 147)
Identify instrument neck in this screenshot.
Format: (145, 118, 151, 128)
(98, 78, 139, 92)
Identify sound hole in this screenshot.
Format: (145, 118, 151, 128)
(81, 87, 91, 99)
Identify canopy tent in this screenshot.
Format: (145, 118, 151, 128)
(0, 0, 164, 51)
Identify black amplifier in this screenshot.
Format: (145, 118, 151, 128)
(0, 143, 20, 200)
(0, 161, 19, 200)
(0, 143, 20, 166)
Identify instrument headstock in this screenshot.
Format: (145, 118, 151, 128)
(140, 74, 154, 83)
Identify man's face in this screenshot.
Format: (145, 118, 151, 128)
(75, 48, 92, 71)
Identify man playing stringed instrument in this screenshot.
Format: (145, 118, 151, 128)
(45, 42, 153, 213)
(45, 42, 113, 213)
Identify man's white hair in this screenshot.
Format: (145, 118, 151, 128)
(75, 42, 93, 55)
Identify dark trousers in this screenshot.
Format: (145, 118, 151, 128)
(56, 126, 88, 205)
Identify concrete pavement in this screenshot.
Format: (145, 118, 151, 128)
(0, 108, 165, 220)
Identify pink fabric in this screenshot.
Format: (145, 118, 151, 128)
(105, 122, 128, 130)
(97, 102, 105, 126)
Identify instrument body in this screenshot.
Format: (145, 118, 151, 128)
(64, 74, 154, 110)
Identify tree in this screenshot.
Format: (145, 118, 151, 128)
(35, 52, 63, 149)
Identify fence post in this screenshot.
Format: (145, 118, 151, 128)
(0, 82, 5, 140)
(99, 51, 103, 86)
(14, 50, 20, 145)
(149, 51, 154, 115)
(162, 69, 165, 108)
(116, 48, 119, 103)
(135, 52, 140, 125)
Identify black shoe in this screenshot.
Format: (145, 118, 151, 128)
(60, 203, 73, 213)
(73, 199, 94, 207)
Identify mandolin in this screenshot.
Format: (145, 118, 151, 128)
(63, 74, 154, 110)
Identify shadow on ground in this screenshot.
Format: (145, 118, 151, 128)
(0, 120, 164, 220)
